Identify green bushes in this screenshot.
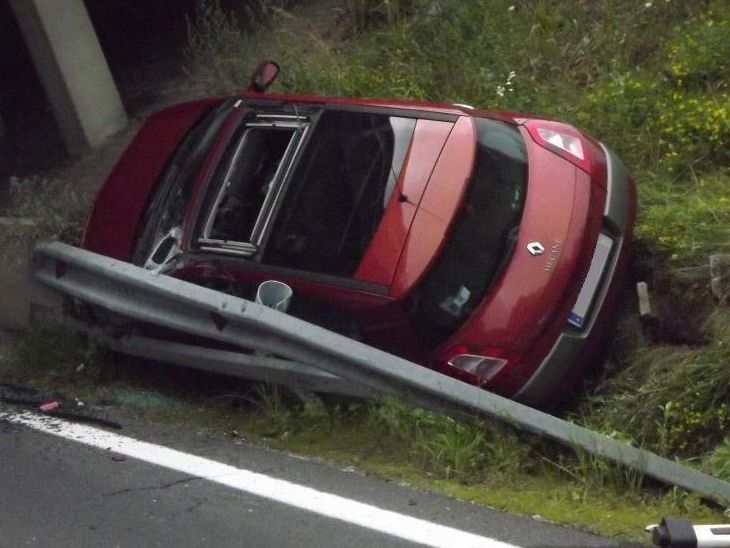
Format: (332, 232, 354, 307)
(655, 4, 730, 171)
(655, 92, 730, 171)
(187, 0, 729, 175)
(278, 0, 542, 106)
(666, 3, 730, 90)
(265, 0, 728, 176)
(576, 1, 730, 173)
(185, 0, 253, 93)
(185, 0, 297, 93)
(581, 311, 730, 455)
(578, 72, 665, 168)
(709, 437, 730, 481)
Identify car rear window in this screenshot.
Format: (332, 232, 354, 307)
(405, 118, 528, 344)
(263, 110, 417, 277)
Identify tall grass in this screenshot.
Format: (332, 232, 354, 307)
(368, 397, 531, 481)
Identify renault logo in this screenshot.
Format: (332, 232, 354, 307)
(527, 242, 545, 256)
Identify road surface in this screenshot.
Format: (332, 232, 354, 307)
(0, 405, 642, 547)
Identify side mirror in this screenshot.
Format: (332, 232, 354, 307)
(247, 60, 280, 93)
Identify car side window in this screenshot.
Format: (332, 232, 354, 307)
(263, 110, 416, 277)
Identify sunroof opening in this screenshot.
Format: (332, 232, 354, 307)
(200, 123, 300, 253)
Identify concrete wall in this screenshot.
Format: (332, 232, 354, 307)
(8, 0, 127, 154)
(0, 234, 62, 332)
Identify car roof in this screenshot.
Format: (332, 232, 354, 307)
(240, 91, 532, 126)
(242, 91, 469, 116)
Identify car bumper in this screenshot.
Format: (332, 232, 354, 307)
(515, 144, 635, 407)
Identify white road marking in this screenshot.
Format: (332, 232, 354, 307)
(4, 410, 520, 548)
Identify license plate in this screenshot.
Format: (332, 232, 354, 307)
(568, 233, 613, 329)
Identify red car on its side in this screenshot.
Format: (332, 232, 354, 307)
(82, 62, 635, 408)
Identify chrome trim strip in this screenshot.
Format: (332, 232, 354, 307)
(201, 129, 251, 240)
(248, 126, 305, 244)
(245, 121, 304, 128)
(601, 142, 613, 218)
(199, 245, 257, 257)
(256, 114, 308, 121)
(251, 124, 310, 244)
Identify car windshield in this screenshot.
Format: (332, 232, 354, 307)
(131, 98, 236, 266)
(405, 118, 528, 344)
(263, 109, 417, 277)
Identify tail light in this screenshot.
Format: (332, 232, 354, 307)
(441, 345, 519, 383)
(524, 120, 591, 173)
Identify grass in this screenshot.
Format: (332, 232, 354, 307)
(0, 176, 88, 243)
(579, 310, 730, 456)
(0, 330, 105, 388)
(637, 170, 730, 263)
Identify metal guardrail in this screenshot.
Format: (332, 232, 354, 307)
(32, 241, 730, 504)
(30, 305, 374, 399)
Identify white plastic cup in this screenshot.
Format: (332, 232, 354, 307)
(255, 280, 293, 312)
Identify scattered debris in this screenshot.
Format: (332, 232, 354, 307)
(710, 254, 730, 304)
(637, 281, 652, 317)
(38, 400, 60, 412)
(637, 281, 707, 346)
(111, 388, 184, 410)
(0, 382, 122, 430)
(646, 517, 730, 547)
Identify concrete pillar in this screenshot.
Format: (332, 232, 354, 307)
(9, 0, 127, 154)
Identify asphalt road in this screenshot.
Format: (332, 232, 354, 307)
(0, 406, 643, 548)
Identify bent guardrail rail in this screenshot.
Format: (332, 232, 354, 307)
(30, 306, 374, 399)
(32, 241, 730, 504)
